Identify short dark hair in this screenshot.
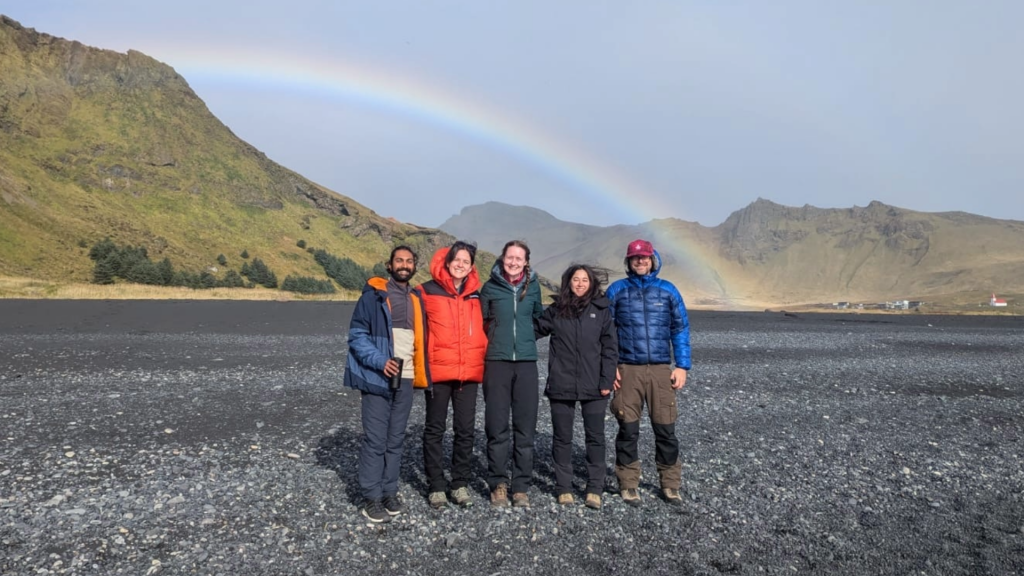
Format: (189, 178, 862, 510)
(445, 241, 477, 267)
(389, 245, 418, 265)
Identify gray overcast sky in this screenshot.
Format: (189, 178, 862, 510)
(5, 1, 1023, 227)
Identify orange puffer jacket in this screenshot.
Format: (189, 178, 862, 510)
(417, 247, 488, 383)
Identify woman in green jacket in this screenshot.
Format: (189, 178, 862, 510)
(480, 239, 543, 508)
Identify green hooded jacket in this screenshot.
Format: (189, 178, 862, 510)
(479, 262, 543, 361)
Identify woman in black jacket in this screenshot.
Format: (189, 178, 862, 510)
(535, 264, 618, 509)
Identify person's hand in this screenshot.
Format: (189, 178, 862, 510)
(670, 368, 687, 390)
(600, 389, 611, 397)
(383, 358, 401, 378)
(613, 368, 622, 391)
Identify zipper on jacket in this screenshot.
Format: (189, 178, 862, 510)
(512, 283, 518, 361)
(641, 283, 651, 364)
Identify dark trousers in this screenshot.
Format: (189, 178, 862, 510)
(483, 360, 539, 493)
(422, 381, 479, 493)
(550, 397, 608, 495)
(357, 379, 413, 501)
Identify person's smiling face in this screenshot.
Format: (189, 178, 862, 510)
(502, 246, 527, 278)
(388, 249, 417, 283)
(570, 268, 591, 297)
(629, 255, 652, 276)
(447, 249, 471, 282)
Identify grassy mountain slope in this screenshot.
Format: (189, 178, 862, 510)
(0, 15, 454, 288)
(440, 200, 1024, 309)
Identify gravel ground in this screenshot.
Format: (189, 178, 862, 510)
(1, 301, 1022, 576)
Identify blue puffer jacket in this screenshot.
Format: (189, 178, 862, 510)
(605, 251, 691, 369)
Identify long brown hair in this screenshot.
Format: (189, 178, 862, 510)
(500, 240, 531, 301)
(550, 264, 607, 318)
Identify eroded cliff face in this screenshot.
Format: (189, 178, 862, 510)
(0, 15, 455, 282)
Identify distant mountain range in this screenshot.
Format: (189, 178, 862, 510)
(441, 200, 1024, 308)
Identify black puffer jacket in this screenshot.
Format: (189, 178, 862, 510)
(535, 296, 618, 400)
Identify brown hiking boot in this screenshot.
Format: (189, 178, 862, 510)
(662, 488, 683, 506)
(585, 493, 602, 509)
(557, 493, 574, 506)
(451, 486, 473, 508)
(490, 483, 509, 507)
(428, 491, 448, 510)
(620, 488, 641, 507)
(512, 492, 530, 508)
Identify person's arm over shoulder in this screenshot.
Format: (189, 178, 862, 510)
(529, 276, 543, 319)
(479, 281, 493, 322)
(605, 280, 623, 319)
(348, 291, 388, 371)
(534, 305, 555, 338)
(664, 280, 692, 370)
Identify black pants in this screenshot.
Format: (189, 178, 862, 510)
(550, 398, 608, 495)
(483, 360, 539, 493)
(422, 381, 479, 493)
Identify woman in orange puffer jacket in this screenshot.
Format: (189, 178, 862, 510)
(418, 241, 488, 508)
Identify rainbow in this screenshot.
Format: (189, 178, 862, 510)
(145, 46, 731, 300)
(156, 47, 674, 222)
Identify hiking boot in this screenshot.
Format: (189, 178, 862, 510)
(512, 492, 531, 508)
(428, 491, 448, 510)
(662, 488, 683, 507)
(382, 494, 403, 516)
(620, 488, 641, 507)
(557, 493, 574, 506)
(451, 486, 473, 508)
(361, 499, 391, 523)
(490, 483, 509, 508)
(585, 493, 602, 510)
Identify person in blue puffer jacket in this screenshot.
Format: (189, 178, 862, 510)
(605, 239, 691, 508)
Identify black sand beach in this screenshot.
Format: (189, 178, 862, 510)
(1, 301, 1022, 575)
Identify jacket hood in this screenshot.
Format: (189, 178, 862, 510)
(428, 247, 482, 295)
(364, 276, 389, 293)
(624, 249, 662, 281)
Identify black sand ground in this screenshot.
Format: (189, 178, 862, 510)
(1, 301, 1022, 575)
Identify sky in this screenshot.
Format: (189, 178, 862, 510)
(4, 1, 1023, 227)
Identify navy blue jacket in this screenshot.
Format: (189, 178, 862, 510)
(605, 251, 691, 369)
(343, 277, 431, 396)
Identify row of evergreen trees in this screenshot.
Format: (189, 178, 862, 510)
(281, 275, 336, 294)
(89, 237, 254, 289)
(88, 238, 254, 289)
(88, 239, 388, 294)
(313, 249, 386, 290)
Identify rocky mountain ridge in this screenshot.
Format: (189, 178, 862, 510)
(441, 199, 1024, 308)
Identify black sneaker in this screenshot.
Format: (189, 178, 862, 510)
(361, 499, 391, 523)
(382, 494, 403, 516)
